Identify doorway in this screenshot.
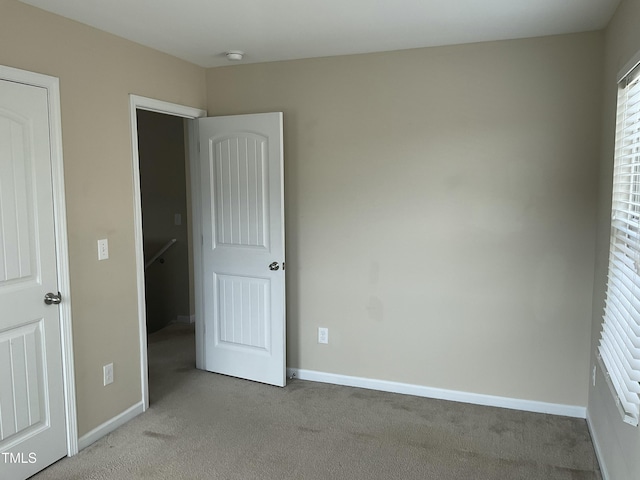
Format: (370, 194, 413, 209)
(136, 110, 194, 405)
(137, 110, 191, 334)
(129, 96, 206, 410)
(130, 98, 287, 408)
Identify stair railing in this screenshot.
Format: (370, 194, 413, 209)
(145, 238, 177, 270)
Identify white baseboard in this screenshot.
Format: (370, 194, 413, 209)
(175, 315, 195, 325)
(586, 411, 609, 480)
(78, 401, 144, 451)
(286, 368, 587, 419)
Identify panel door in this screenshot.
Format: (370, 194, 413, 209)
(0, 79, 67, 479)
(197, 113, 285, 387)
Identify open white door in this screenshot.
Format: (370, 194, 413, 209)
(0, 79, 67, 478)
(196, 113, 286, 387)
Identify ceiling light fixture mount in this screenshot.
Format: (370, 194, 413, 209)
(226, 51, 244, 61)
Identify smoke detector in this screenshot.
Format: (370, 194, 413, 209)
(226, 51, 244, 61)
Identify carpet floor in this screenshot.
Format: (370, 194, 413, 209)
(32, 324, 602, 479)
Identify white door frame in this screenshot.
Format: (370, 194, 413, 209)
(0, 65, 78, 456)
(129, 95, 206, 410)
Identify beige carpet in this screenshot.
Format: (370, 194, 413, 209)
(32, 324, 601, 479)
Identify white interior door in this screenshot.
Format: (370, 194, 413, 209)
(196, 113, 285, 387)
(0, 79, 67, 479)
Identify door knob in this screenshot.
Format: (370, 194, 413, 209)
(269, 262, 280, 271)
(44, 292, 62, 305)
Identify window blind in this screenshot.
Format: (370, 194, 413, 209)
(599, 62, 640, 427)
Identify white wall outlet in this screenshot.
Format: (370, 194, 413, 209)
(318, 327, 329, 344)
(174, 213, 182, 226)
(97, 238, 109, 261)
(592, 365, 597, 387)
(103, 363, 114, 386)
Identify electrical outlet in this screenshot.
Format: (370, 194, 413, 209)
(97, 238, 109, 260)
(103, 363, 114, 386)
(318, 327, 328, 344)
(592, 365, 597, 387)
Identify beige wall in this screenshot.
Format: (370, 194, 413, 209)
(588, 0, 640, 478)
(0, 0, 206, 436)
(207, 32, 603, 406)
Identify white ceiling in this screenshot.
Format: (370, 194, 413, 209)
(20, 0, 621, 68)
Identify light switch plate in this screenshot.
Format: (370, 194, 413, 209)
(98, 239, 109, 260)
(318, 327, 329, 344)
(103, 363, 113, 386)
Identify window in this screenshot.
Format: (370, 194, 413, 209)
(599, 57, 640, 426)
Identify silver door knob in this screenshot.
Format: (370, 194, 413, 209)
(269, 262, 280, 271)
(44, 292, 62, 305)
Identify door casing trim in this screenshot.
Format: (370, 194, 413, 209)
(0, 65, 79, 456)
(128, 95, 206, 410)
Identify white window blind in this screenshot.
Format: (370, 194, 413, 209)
(599, 61, 640, 427)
